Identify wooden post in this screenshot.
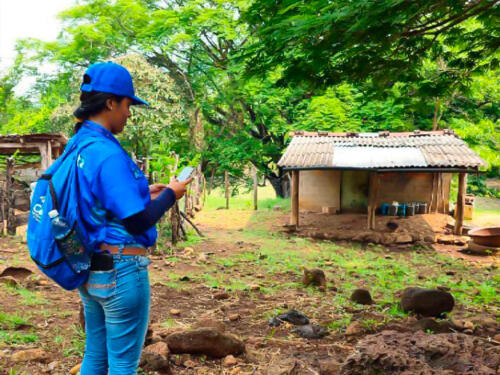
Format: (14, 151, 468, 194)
(5, 157, 16, 235)
(367, 172, 379, 230)
(0, 186, 4, 235)
(46, 141, 53, 167)
(252, 165, 258, 211)
(291, 170, 299, 227)
(39, 144, 49, 170)
(454, 173, 467, 235)
(225, 171, 230, 209)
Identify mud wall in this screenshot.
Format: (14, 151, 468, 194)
(299, 170, 341, 212)
(375, 172, 451, 212)
(297, 170, 452, 214)
(341, 170, 369, 213)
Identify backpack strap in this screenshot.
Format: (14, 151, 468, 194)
(39, 174, 59, 211)
(37, 136, 102, 212)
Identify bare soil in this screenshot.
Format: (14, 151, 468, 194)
(0, 206, 499, 375)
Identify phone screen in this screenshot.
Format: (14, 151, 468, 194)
(178, 166, 195, 182)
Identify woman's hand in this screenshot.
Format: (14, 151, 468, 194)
(167, 177, 193, 200)
(149, 183, 168, 200)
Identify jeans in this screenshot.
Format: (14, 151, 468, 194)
(78, 251, 151, 375)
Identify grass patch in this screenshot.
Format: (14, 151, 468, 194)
(0, 312, 31, 330)
(62, 324, 85, 357)
(0, 330, 39, 344)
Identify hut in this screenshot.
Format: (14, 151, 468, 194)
(277, 130, 485, 235)
(0, 133, 67, 234)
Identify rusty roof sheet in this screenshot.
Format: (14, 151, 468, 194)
(278, 130, 486, 170)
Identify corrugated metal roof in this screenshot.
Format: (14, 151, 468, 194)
(278, 130, 486, 170)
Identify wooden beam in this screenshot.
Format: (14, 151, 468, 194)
(291, 170, 299, 227)
(454, 173, 467, 235)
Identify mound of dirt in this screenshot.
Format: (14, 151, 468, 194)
(340, 330, 500, 375)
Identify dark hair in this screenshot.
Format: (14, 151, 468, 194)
(73, 75, 126, 133)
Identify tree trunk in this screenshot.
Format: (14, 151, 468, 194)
(432, 98, 441, 130)
(267, 172, 291, 198)
(225, 171, 230, 209)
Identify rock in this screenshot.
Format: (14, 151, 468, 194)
(352, 232, 368, 242)
(319, 358, 341, 375)
(12, 348, 49, 363)
(364, 233, 382, 244)
(293, 324, 329, 339)
(382, 233, 397, 245)
(395, 234, 413, 244)
(197, 253, 208, 262)
(170, 309, 181, 316)
(411, 317, 454, 333)
(70, 363, 82, 375)
(424, 235, 436, 244)
(193, 318, 225, 332)
(340, 330, 500, 375)
(269, 309, 310, 326)
(229, 313, 240, 321)
(346, 321, 364, 335)
(436, 234, 464, 245)
(47, 361, 60, 371)
(214, 292, 230, 300)
(302, 268, 327, 288)
(401, 287, 454, 317)
(350, 289, 373, 305)
(0, 275, 19, 287)
(183, 359, 197, 368)
(166, 328, 245, 358)
(0, 266, 33, 280)
(223, 354, 238, 367)
(140, 341, 171, 373)
(265, 358, 298, 375)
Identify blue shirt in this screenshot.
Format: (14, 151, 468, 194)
(72, 120, 157, 248)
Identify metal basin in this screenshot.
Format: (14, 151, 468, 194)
(468, 227, 500, 247)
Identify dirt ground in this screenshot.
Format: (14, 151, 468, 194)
(0, 204, 499, 374)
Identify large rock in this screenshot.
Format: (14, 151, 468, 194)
(401, 287, 454, 317)
(0, 266, 33, 280)
(140, 341, 171, 374)
(302, 268, 326, 288)
(394, 234, 413, 244)
(319, 359, 341, 375)
(340, 330, 500, 375)
(364, 233, 382, 244)
(269, 309, 310, 326)
(350, 289, 373, 305)
(293, 324, 329, 339)
(12, 348, 49, 363)
(166, 328, 245, 358)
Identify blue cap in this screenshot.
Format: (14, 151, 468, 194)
(80, 61, 149, 106)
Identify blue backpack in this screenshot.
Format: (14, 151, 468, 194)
(27, 135, 100, 290)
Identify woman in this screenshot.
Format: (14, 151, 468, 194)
(72, 61, 191, 374)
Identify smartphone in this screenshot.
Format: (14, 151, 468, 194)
(177, 166, 195, 182)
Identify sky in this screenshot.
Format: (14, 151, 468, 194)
(0, 0, 74, 91)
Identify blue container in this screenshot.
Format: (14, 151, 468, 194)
(397, 203, 407, 217)
(380, 203, 390, 216)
